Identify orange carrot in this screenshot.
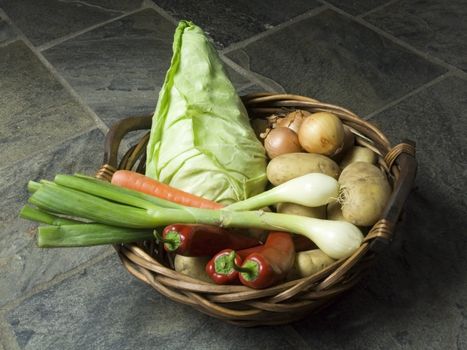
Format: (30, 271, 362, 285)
(111, 170, 223, 210)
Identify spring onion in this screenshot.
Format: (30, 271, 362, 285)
(37, 224, 153, 247)
(225, 173, 339, 211)
(23, 175, 363, 259)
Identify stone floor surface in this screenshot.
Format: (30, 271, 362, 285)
(0, 1, 466, 349)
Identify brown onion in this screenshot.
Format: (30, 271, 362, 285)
(264, 127, 302, 159)
(275, 109, 309, 133)
(298, 112, 345, 156)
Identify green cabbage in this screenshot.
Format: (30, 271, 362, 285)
(145, 21, 267, 205)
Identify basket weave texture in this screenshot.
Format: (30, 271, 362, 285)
(96, 93, 417, 327)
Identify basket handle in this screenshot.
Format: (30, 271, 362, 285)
(96, 115, 152, 181)
(365, 139, 417, 252)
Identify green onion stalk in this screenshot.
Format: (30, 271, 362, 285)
(20, 174, 363, 259)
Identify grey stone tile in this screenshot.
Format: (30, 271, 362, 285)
(43, 9, 256, 128)
(0, 19, 16, 44)
(0, 41, 96, 167)
(42, 9, 174, 127)
(0, 0, 143, 46)
(325, 0, 392, 15)
(5, 254, 206, 349)
(226, 9, 446, 116)
(0, 128, 110, 307)
(5, 253, 304, 349)
(293, 76, 467, 349)
(364, 0, 467, 72)
(152, 0, 322, 48)
(183, 320, 305, 350)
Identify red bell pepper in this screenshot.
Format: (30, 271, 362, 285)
(234, 232, 295, 289)
(158, 224, 261, 256)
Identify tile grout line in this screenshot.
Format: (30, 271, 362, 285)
(221, 5, 328, 55)
(37, 6, 147, 52)
(0, 247, 115, 315)
(356, 0, 401, 19)
(142, 0, 179, 26)
(220, 54, 281, 92)
(316, 0, 467, 79)
(284, 325, 315, 349)
(62, 0, 123, 14)
(365, 72, 452, 120)
(0, 11, 110, 135)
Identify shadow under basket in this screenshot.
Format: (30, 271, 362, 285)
(95, 93, 417, 327)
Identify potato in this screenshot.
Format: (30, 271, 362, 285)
(267, 152, 340, 186)
(174, 255, 212, 283)
(339, 146, 377, 170)
(277, 202, 326, 219)
(326, 201, 346, 221)
(286, 249, 335, 280)
(338, 162, 391, 226)
(339, 161, 386, 184)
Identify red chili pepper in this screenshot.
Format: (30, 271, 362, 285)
(205, 249, 243, 285)
(234, 232, 295, 289)
(205, 245, 266, 285)
(158, 224, 261, 256)
(292, 234, 317, 252)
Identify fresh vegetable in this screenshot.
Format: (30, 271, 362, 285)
(158, 224, 260, 256)
(205, 249, 243, 284)
(276, 202, 326, 219)
(298, 112, 345, 156)
(145, 20, 267, 205)
(264, 127, 302, 159)
(25, 175, 363, 259)
(326, 201, 346, 221)
(205, 244, 277, 285)
(286, 249, 335, 280)
(274, 110, 308, 133)
(234, 232, 295, 289)
(339, 146, 377, 169)
(292, 235, 317, 252)
(266, 152, 340, 186)
(111, 170, 223, 210)
(226, 173, 339, 211)
(36, 224, 153, 248)
(20, 205, 79, 225)
(174, 255, 212, 283)
(338, 162, 391, 226)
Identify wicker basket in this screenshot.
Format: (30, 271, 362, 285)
(96, 93, 417, 327)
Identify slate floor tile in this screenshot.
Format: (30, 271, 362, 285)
(226, 9, 446, 116)
(0, 19, 16, 45)
(43, 9, 257, 128)
(0, 41, 96, 167)
(182, 319, 305, 350)
(0, 0, 143, 46)
(152, 0, 322, 48)
(325, 0, 392, 16)
(5, 253, 305, 350)
(5, 255, 205, 349)
(0, 129, 110, 307)
(293, 75, 467, 349)
(364, 0, 467, 72)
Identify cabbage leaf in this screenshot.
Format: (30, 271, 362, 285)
(145, 21, 267, 205)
